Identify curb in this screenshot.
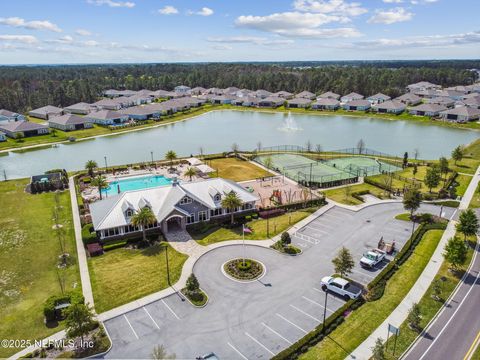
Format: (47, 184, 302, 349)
(221, 258, 267, 284)
(180, 288, 210, 309)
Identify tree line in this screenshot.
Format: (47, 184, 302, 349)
(0, 61, 478, 113)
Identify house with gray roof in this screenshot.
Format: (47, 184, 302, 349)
(64, 102, 93, 115)
(295, 91, 316, 100)
(0, 121, 49, 138)
(29, 105, 64, 120)
(0, 131, 6, 142)
(311, 98, 340, 110)
(409, 103, 447, 117)
(367, 93, 391, 105)
(211, 95, 235, 105)
(174, 85, 191, 95)
(255, 89, 272, 99)
(341, 92, 364, 103)
(92, 98, 122, 111)
(372, 100, 406, 114)
(426, 97, 455, 108)
(48, 114, 94, 131)
(407, 81, 441, 93)
(395, 93, 422, 106)
(86, 110, 129, 126)
(223, 87, 240, 96)
(258, 96, 284, 108)
(273, 91, 294, 99)
(233, 96, 258, 107)
(318, 91, 340, 100)
(287, 97, 312, 108)
(461, 95, 480, 109)
(439, 106, 480, 123)
(89, 177, 258, 240)
(343, 99, 371, 111)
(151, 89, 176, 99)
(0, 109, 25, 122)
(190, 87, 207, 95)
(119, 105, 161, 121)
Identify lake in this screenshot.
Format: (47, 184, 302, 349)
(1, 110, 478, 179)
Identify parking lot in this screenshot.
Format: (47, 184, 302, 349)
(103, 202, 453, 359)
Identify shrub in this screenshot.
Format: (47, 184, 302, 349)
(82, 224, 97, 245)
(281, 232, 291, 245)
(251, 213, 259, 219)
(259, 208, 286, 219)
(283, 245, 301, 255)
(186, 273, 200, 292)
(43, 291, 84, 322)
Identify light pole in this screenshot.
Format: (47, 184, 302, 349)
(165, 243, 171, 286)
(322, 290, 329, 335)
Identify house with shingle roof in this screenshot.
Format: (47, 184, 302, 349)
(407, 81, 441, 93)
(409, 103, 447, 117)
(461, 95, 480, 109)
(318, 91, 341, 100)
(0, 120, 49, 138)
(86, 110, 129, 125)
(119, 105, 161, 121)
(29, 105, 64, 120)
(372, 100, 406, 114)
(367, 93, 391, 105)
(311, 98, 340, 110)
(92, 98, 123, 111)
(48, 114, 94, 131)
(273, 91, 294, 99)
(343, 99, 371, 111)
(174, 85, 191, 95)
(295, 91, 316, 100)
(341, 92, 364, 103)
(287, 97, 312, 108)
(0, 109, 25, 122)
(395, 93, 422, 106)
(190, 87, 207, 95)
(255, 89, 273, 99)
(258, 96, 284, 108)
(426, 97, 455, 108)
(89, 177, 258, 240)
(64, 102, 93, 115)
(439, 106, 480, 123)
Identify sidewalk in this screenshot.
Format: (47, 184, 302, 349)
(347, 165, 480, 360)
(68, 177, 94, 308)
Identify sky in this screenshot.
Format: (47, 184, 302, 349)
(0, 0, 479, 64)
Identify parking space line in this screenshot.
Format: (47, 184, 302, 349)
(301, 296, 334, 313)
(143, 307, 160, 329)
(227, 342, 248, 360)
(306, 223, 332, 232)
(276, 313, 308, 334)
(351, 268, 375, 280)
(245, 332, 275, 356)
(262, 322, 293, 345)
(289, 304, 321, 322)
(123, 314, 139, 340)
(312, 287, 345, 305)
(162, 299, 180, 320)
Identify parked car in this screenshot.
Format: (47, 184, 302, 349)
(321, 276, 362, 300)
(360, 248, 386, 269)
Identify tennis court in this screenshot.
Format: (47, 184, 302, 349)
(324, 156, 401, 177)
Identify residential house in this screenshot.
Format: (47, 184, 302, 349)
(211, 95, 235, 105)
(295, 91, 316, 100)
(395, 93, 422, 106)
(233, 96, 258, 107)
(445, 85, 472, 94)
(343, 99, 371, 111)
(205, 88, 224, 96)
(223, 87, 240, 96)
(286, 98, 312, 108)
(273, 91, 294, 99)
(439, 106, 480, 123)
(235, 89, 253, 98)
(119, 105, 161, 121)
(89, 177, 258, 240)
(255, 89, 272, 99)
(461, 96, 480, 109)
(29, 105, 63, 120)
(436, 89, 465, 101)
(0, 109, 25, 122)
(126, 93, 153, 106)
(0, 131, 6, 142)
(367, 93, 391, 105)
(64, 102, 93, 115)
(92, 99, 122, 111)
(151, 89, 176, 99)
(48, 114, 94, 131)
(174, 85, 191, 95)
(258, 96, 284, 108)
(341, 92, 364, 103)
(426, 97, 455, 108)
(318, 91, 340, 100)
(406, 81, 441, 93)
(413, 89, 439, 99)
(190, 87, 207, 95)
(87, 110, 129, 125)
(0, 121, 49, 138)
(311, 98, 340, 110)
(372, 100, 406, 114)
(409, 103, 447, 117)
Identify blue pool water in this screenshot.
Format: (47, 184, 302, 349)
(102, 175, 173, 196)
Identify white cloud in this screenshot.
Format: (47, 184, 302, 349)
(211, 44, 233, 50)
(197, 7, 214, 16)
(0, 17, 62, 32)
(235, 12, 360, 39)
(293, 0, 368, 17)
(158, 6, 178, 15)
(0, 34, 38, 44)
(86, 0, 135, 8)
(46, 35, 74, 44)
(368, 7, 413, 24)
(411, 0, 438, 4)
(207, 36, 294, 46)
(351, 31, 480, 49)
(82, 40, 100, 47)
(75, 29, 92, 36)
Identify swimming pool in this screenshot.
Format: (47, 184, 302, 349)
(101, 175, 173, 196)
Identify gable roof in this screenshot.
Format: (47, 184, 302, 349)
(0, 120, 48, 132)
(318, 91, 340, 99)
(373, 100, 406, 111)
(367, 93, 391, 101)
(440, 106, 480, 117)
(410, 103, 447, 113)
(295, 91, 316, 99)
(30, 105, 63, 115)
(64, 102, 92, 112)
(312, 98, 340, 106)
(87, 109, 126, 120)
(49, 114, 91, 125)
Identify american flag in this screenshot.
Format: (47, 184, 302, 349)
(243, 225, 253, 234)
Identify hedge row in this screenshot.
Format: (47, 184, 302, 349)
(272, 221, 446, 359)
(44, 291, 84, 322)
(259, 198, 326, 212)
(351, 190, 370, 202)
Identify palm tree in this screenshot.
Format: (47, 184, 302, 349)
(185, 167, 197, 181)
(85, 160, 98, 177)
(221, 191, 243, 224)
(165, 150, 177, 169)
(131, 207, 157, 242)
(91, 175, 108, 200)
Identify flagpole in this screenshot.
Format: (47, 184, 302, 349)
(242, 225, 246, 266)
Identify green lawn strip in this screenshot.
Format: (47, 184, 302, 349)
(395, 213, 411, 222)
(469, 183, 480, 209)
(88, 243, 187, 313)
(472, 343, 480, 360)
(384, 236, 477, 360)
(323, 183, 388, 205)
(206, 157, 272, 182)
(455, 174, 473, 197)
(191, 210, 314, 246)
(299, 229, 444, 360)
(0, 179, 79, 358)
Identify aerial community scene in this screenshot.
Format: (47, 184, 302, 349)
(2, 1, 480, 360)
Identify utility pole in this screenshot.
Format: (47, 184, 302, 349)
(322, 290, 329, 335)
(165, 244, 171, 286)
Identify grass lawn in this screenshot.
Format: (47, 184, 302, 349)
(88, 243, 188, 313)
(206, 157, 272, 182)
(470, 183, 480, 208)
(323, 183, 388, 205)
(395, 213, 411, 222)
(448, 139, 480, 175)
(300, 229, 444, 360)
(0, 179, 79, 358)
(384, 235, 477, 359)
(191, 209, 315, 246)
(455, 174, 473, 197)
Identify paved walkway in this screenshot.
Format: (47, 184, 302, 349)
(347, 165, 480, 360)
(68, 176, 94, 308)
